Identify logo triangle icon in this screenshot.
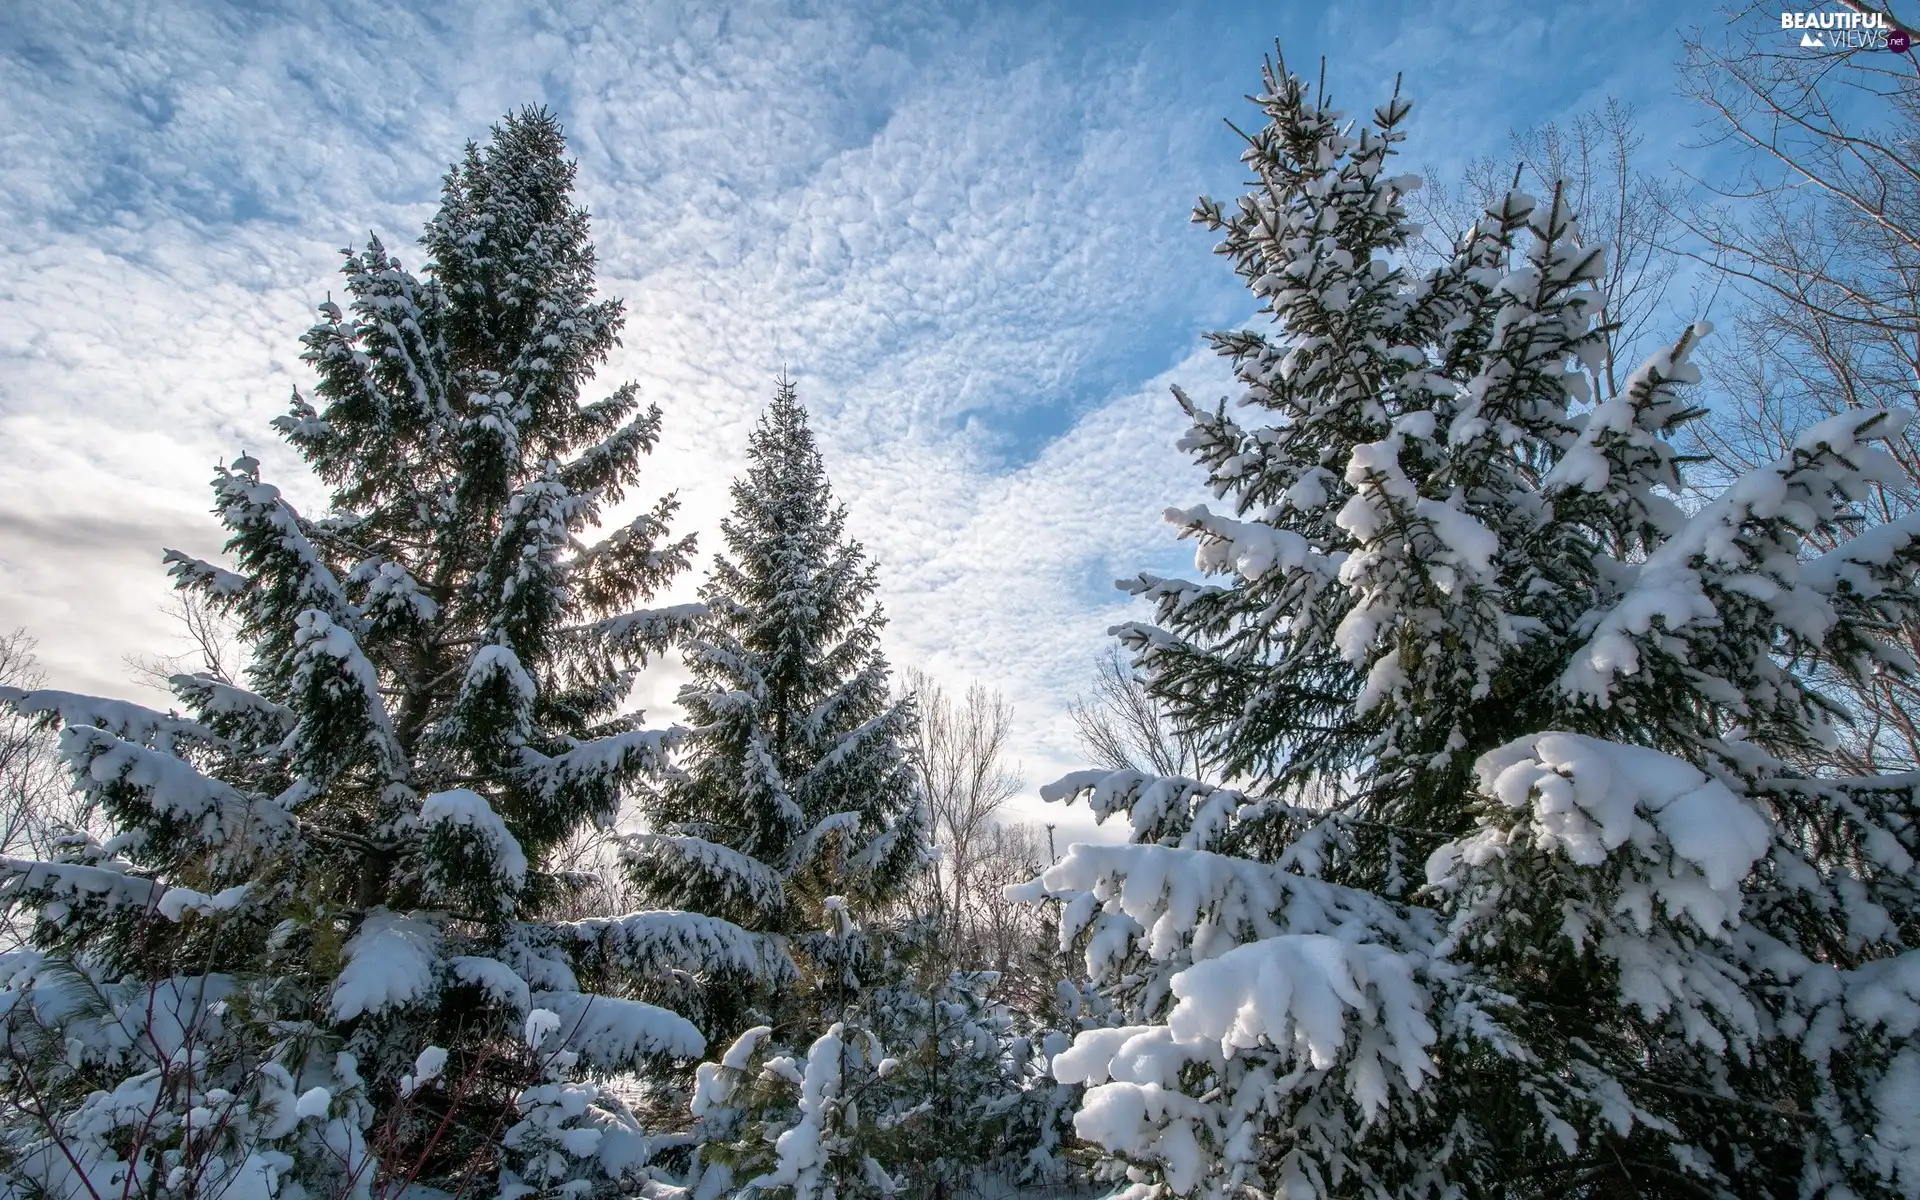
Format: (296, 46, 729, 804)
(1802, 30, 1826, 46)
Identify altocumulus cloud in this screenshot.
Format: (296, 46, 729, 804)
(0, 0, 1703, 838)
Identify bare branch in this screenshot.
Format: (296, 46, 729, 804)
(900, 669, 1023, 957)
(1068, 645, 1203, 778)
(1680, 10, 1920, 771)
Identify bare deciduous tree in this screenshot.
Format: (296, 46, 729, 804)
(1415, 97, 1685, 403)
(124, 591, 239, 691)
(1068, 645, 1201, 778)
(902, 669, 1022, 952)
(1679, 12, 1920, 770)
(964, 821, 1058, 1009)
(0, 631, 64, 864)
(0, 630, 94, 950)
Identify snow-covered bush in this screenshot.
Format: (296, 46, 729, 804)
(498, 1009, 661, 1199)
(673, 896, 1075, 1198)
(1022, 52, 1920, 1199)
(687, 1017, 897, 1199)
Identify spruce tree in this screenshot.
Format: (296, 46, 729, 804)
(1024, 54, 1920, 1198)
(0, 110, 774, 1200)
(628, 379, 923, 947)
(627, 381, 929, 1196)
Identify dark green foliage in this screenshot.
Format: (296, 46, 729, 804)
(0, 109, 747, 1198)
(631, 379, 925, 946)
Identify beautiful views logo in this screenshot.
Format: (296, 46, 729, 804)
(1781, 9, 1909, 50)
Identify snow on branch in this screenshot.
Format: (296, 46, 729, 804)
(736, 1022, 863, 1195)
(1015, 840, 1432, 973)
(0, 687, 221, 754)
(1545, 322, 1706, 509)
(1167, 936, 1437, 1101)
(1431, 733, 1772, 938)
(1168, 503, 1335, 584)
(0, 966, 239, 1066)
(1835, 950, 1920, 1045)
(565, 603, 708, 660)
(690, 1024, 772, 1119)
(168, 674, 295, 736)
(518, 727, 679, 801)
(439, 642, 538, 768)
(1040, 769, 1250, 849)
(1013, 813, 1451, 1190)
(208, 463, 358, 620)
(539, 909, 794, 984)
(1803, 509, 1920, 601)
(290, 609, 406, 778)
(58, 726, 296, 860)
(797, 701, 899, 781)
(329, 910, 442, 1021)
(1119, 571, 1227, 612)
(530, 990, 704, 1068)
(420, 787, 529, 892)
(1054, 931, 1439, 1121)
(1750, 772, 1920, 878)
(449, 955, 533, 1014)
(155, 883, 250, 922)
(0, 857, 165, 915)
(555, 395, 660, 495)
(622, 833, 788, 917)
(791, 811, 863, 872)
(351, 556, 440, 629)
(1562, 408, 1910, 704)
(161, 550, 251, 600)
(567, 503, 694, 615)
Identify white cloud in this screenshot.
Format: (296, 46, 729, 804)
(0, 0, 1707, 850)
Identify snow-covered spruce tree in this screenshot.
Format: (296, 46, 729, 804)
(625, 381, 934, 1195)
(0, 109, 780, 1200)
(1018, 54, 1920, 1198)
(627, 379, 923, 977)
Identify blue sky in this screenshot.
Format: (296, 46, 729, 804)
(0, 0, 1755, 839)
